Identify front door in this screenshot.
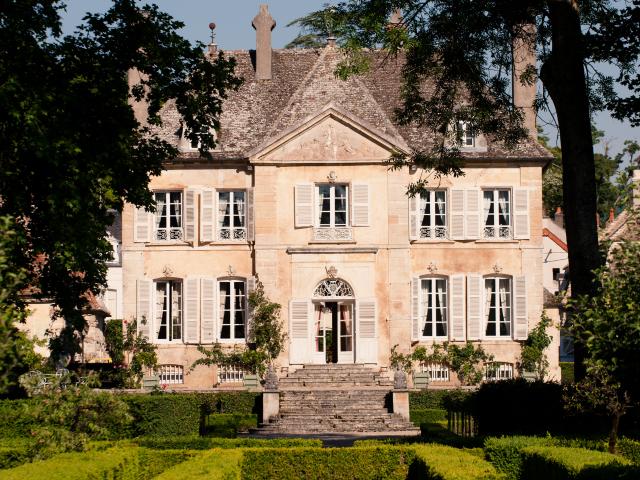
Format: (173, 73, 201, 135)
(313, 302, 354, 364)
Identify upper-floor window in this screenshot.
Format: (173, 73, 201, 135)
(218, 191, 246, 240)
(484, 276, 511, 337)
(483, 189, 511, 239)
(419, 191, 447, 239)
(457, 121, 476, 147)
(154, 192, 183, 241)
(317, 184, 348, 227)
(155, 280, 182, 342)
(420, 277, 448, 338)
(219, 279, 246, 340)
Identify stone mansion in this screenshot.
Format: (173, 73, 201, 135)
(28, 6, 560, 389)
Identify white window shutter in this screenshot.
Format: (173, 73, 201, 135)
(513, 275, 528, 340)
(409, 195, 419, 241)
(184, 189, 197, 242)
(294, 184, 314, 227)
(351, 183, 370, 226)
(411, 277, 420, 340)
(466, 274, 483, 340)
(356, 299, 377, 363)
(246, 276, 257, 340)
(449, 275, 466, 341)
(136, 279, 152, 340)
(289, 300, 311, 364)
(184, 277, 200, 344)
(200, 189, 215, 242)
(134, 206, 152, 243)
(465, 188, 481, 240)
(246, 188, 255, 241)
(450, 189, 465, 240)
(513, 188, 530, 239)
(200, 278, 216, 344)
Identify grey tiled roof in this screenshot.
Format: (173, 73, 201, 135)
(156, 46, 553, 163)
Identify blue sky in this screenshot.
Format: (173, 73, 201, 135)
(60, 1, 639, 158)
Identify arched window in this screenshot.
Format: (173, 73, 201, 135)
(313, 278, 354, 298)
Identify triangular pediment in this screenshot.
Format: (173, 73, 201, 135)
(249, 105, 410, 164)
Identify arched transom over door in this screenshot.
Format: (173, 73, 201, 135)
(289, 278, 377, 365)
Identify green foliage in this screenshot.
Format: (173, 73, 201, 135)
(618, 438, 640, 465)
(134, 436, 321, 450)
(518, 313, 553, 381)
(413, 444, 505, 480)
(410, 389, 473, 410)
(17, 372, 132, 458)
(154, 448, 243, 480)
(484, 436, 556, 480)
(446, 343, 493, 386)
(0, 439, 30, 469)
(193, 279, 284, 377)
(561, 362, 576, 384)
(104, 318, 157, 388)
(0, 1, 241, 363)
(286, 4, 351, 49)
(0, 400, 34, 438)
(390, 344, 413, 373)
(520, 446, 635, 480)
(202, 414, 258, 437)
(411, 409, 447, 425)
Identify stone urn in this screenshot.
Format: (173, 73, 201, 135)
(394, 368, 408, 390)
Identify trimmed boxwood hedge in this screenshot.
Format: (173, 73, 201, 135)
(484, 436, 554, 479)
(411, 408, 447, 425)
(618, 438, 640, 465)
(520, 446, 637, 480)
(410, 390, 472, 410)
(414, 444, 504, 479)
(134, 436, 322, 450)
(155, 449, 243, 480)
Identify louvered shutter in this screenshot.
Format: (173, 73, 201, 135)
(513, 275, 528, 340)
(513, 188, 530, 239)
(450, 189, 465, 240)
(134, 206, 152, 242)
(245, 276, 257, 340)
(246, 188, 255, 241)
(449, 275, 465, 341)
(184, 277, 200, 343)
(184, 189, 197, 242)
(465, 188, 481, 240)
(411, 277, 421, 340)
(294, 184, 314, 227)
(356, 299, 377, 363)
(466, 274, 483, 340)
(200, 189, 215, 242)
(289, 300, 310, 364)
(409, 195, 419, 241)
(351, 183, 370, 226)
(136, 279, 153, 340)
(200, 278, 216, 343)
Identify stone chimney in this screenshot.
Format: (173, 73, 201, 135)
(127, 67, 148, 125)
(554, 207, 564, 229)
(252, 4, 276, 80)
(512, 23, 537, 138)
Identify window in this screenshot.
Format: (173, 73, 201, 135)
(552, 268, 560, 281)
(457, 121, 476, 147)
(154, 192, 183, 241)
(217, 191, 246, 240)
(484, 277, 511, 337)
(317, 184, 348, 227)
(419, 191, 447, 239)
(483, 189, 511, 239)
(219, 280, 246, 340)
(419, 363, 450, 382)
(420, 277, 448, 338)
(155, 281, 182, 342)
(484, 362, 514, 381)
(217, 365, 247, 384)
(157, 365, 184, 384)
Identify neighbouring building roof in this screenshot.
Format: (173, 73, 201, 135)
(155, 46, 553, 163)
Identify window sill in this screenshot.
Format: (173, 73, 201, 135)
(146, 241, 191, 247)
(411, 239, 455, 244)
(475, 239, 519, 244)
(308, 240, 357, 245)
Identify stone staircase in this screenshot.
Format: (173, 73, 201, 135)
(254, 364, 419, 435)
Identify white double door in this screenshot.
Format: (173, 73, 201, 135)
(312, 301, 354, 364)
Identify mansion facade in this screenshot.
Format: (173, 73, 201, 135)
(117, 11, 558, 389)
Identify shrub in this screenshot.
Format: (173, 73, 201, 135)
(484, 436, 554, 479)
(520, 446, 637, 480)
(474, 379, 564, 436)
(134, 436, 321, 450)
(413, 444, 505, 479)
(155, 449, 243, 480)
(410, 390, 473, 410)
(618, 437, 640, 465)
(202, 413, 258, 437)
(561, 362, 575, 384)
(240, 446, 417, 480)
(0, 400, 33, 438)
(0, 439, 30, 469)
(411, 409, 447, 425)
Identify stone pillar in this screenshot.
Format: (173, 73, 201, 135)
(262, 392, 280, 424)
(512, 23, 537, 138)
(252, 5, 276, 80)
(392, 390, 410, 421)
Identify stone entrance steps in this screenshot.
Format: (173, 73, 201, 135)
(253, 365, 418, 435)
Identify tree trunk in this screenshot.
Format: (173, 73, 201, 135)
(609, 413, 620, 454)
(539, 0, 601, 380)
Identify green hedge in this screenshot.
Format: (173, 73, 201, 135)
(410, 390, 472, 410)
(413, 444, 505, 480)
(0, 444, 29, 470)
(134, 435, 322, 450)
(0, 400, 33, 438)
(411, 409, 447, 425)
(618, 438, 640, 465)
(155, 449, 243, 480)
(484, 436, 554, 480)
(520, 446, 637, 480)
(202, 413, 258, 437)
(0, 446, 192, 480)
